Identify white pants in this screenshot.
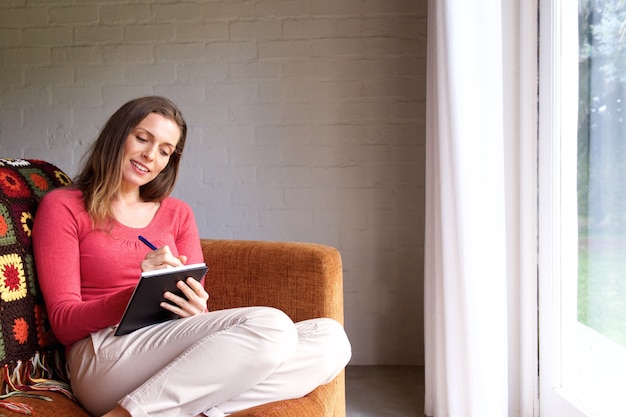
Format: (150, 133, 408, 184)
(67, 307, 351, 417)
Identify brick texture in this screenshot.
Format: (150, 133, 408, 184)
(0, 0, 427, 366)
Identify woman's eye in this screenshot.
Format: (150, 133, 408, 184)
(160, 149, 171, 157)
(136, 136, 148, 143)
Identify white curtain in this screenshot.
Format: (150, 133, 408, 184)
(424, 1, 535, 416)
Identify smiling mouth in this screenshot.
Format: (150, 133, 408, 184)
(131, 160, 149, 173)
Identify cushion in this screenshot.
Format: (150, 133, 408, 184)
(0, 158, 73, 404)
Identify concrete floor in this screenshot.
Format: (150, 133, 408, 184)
(345, 366, 424, 417)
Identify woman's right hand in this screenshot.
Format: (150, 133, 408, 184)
(140, 245, 188, 272)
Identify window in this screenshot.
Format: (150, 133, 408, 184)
(539, 1, 626, 415)
(577, 0, 626, 350)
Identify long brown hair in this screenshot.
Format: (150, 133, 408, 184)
(74, 96, 188, 226)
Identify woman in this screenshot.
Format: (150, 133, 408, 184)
(32, 96, 351, 417)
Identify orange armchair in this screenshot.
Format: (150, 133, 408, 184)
(0, 159, 346, 417)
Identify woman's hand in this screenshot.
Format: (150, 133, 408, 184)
(161, 277, 209, 317)
(140, 246, 207, 317)
(141, 245, 188, 272)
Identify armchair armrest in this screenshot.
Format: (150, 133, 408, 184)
(200, 239, 347, 417)
(200, 239, 344, 325)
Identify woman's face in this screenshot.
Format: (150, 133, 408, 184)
(120, 112, 180, 192)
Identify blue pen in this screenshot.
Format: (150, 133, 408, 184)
(138, 235, 158, 250)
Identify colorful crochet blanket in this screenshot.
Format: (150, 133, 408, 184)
(0, 158, 74, 412)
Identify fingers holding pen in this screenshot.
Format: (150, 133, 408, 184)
(141, 245, 185, 271)
(138, 235, 185, 271)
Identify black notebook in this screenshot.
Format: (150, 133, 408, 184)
(114, 263, 209, 336)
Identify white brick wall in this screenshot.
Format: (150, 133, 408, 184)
(0, 0, 426, 366)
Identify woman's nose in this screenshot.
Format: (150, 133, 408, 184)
(142, 146, 156, 160)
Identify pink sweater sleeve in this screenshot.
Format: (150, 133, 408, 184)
(32, 190, 133, 346)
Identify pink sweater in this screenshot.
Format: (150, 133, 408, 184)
(32, 188, 203, 347)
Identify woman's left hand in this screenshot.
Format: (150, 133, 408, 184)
(161, 277, 209, 317)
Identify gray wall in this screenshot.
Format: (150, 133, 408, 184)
(0, 0, 426, 366)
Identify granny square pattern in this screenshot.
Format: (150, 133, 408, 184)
(0, 158, 71, 369)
